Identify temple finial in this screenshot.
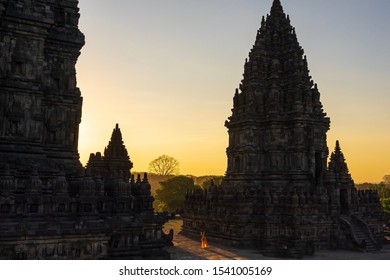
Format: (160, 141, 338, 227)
(271, 0, 284, 14)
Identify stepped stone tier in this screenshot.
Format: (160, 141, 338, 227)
(0, 0, 168, 259)
(182, 0, 383, 257)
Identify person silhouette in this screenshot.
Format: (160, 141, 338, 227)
(201, 231, 208, 249)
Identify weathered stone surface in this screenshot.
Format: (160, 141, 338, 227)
(0, 0, 83, 173)
(182, 0, 383, 257)
(0, 1, 168, 259)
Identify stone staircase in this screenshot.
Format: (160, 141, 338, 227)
(342, 216, 378, 252)
(350, 220, 377, 252)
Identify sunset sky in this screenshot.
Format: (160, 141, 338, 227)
(76, 0, 390, 183)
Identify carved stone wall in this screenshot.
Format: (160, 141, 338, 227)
(0, 0, 84, 174)
(182, 0, 383, 257)
(0, 1, 168, 259)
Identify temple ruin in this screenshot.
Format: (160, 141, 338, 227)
(0, 0, 168, 259)
(182, 0, 383, 257)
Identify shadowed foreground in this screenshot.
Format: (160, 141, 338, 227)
(164, 219, 390, 260)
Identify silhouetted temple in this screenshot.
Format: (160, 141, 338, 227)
(182, 0, 383, 257)
(0, 0, 167, 259)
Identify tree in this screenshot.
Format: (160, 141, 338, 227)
(201, 177, 223, 189)
(154, 176, 199, 213)
(355, 182, 390, 199)
(383, 175, 390, 185)
(380, 198, 390, 214)
(148, 155, 179, 176)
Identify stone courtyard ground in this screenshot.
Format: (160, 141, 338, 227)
(163, 219, 390, 260)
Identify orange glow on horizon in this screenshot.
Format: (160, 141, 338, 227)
(76, 0, 390, 184)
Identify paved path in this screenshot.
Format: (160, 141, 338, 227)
(166, 230, 274, 260)
(164, 219, 390, 260)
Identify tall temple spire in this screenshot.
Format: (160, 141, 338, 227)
(233, 0, 325, 120)
(104, 123, 129, 159)
(225, 0, 329, 185)
(0, 0, 169, 260)
(103, 124, 133, 180)
(328, 140, 352, 181)
(182, 0, 383, 257)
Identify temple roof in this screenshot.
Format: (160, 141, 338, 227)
(328, 140, 353, 183)
(244, 0, 307, 89)
(104, 123, 130, 160)
(230, 0, 327, 121)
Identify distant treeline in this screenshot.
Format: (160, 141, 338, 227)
(356, 177, 390, 216)
(132, 172, 223, 194)
(132, 172, 390, 215)
(355, 182, 390, 199)
(132, 172, 224, 213)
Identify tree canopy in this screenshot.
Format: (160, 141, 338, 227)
(154, 175, 200, 213)
(355, 182, 390, 199)
(381, 198, 390, 215)
(383, 175, 390, 185)
(148, 155, 179, 176)
(201, 177, 223, 189)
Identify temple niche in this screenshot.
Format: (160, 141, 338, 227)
(0, 0, 168, 259)
(182, 0, 383, 257)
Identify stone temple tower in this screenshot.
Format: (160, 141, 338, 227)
(0, 1, 169, 259)
(224, 0, 330, 193)
(0, 0, 84, 174)
(182, 0, 383, 257)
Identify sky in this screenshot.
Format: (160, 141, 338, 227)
(76, 0, 390, 183)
